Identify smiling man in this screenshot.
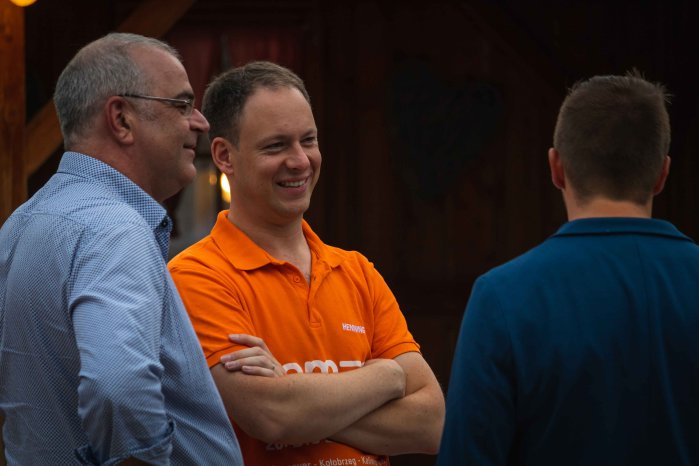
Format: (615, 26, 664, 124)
(0, 33, 242, 464)
(168, 61, 445, 466)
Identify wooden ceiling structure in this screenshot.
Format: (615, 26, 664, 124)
(0, 0, 196, 224)
(0, 1, 25, 226)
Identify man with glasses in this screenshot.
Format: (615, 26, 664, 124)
(0, 33, 243, 464)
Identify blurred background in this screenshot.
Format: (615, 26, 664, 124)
(3, 1, 699, 464)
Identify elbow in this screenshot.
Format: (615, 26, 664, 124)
(403, 419, 443, 456)
(77, 373, 166, 428)
(421, 430, 442, 455)
(418, 398, 446, 455)
(381, 406, 445, 456)
(243, 417, 290, 445)
(429, 399, 447, 454)
(404, 423, 443, 456)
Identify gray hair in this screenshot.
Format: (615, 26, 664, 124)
(53, 32, 180, 148)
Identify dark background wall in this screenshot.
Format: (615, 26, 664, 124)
(24, 1, 699, 465)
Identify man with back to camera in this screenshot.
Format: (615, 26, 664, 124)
(437, 72, 699, 465)
(168, 61, 446, 465)
(0, 33, 243, 465)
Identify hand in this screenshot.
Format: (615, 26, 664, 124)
(220, 334, 285, 378)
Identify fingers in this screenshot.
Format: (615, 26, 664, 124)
(223, 355, 284, 377)
(222, 354, 273, 370)
(241, 364, 284, 378)
(221, 346, 271, 362)
(220, 335, 284, 377)
(228, 333, 269, 351)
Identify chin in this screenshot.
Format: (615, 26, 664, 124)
(181, 165, 197, 184)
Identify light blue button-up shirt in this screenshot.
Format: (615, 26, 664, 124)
(0, 152, 243, 465)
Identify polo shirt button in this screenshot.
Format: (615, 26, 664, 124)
(293, 276, 300, 283)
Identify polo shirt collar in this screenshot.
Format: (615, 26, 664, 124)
(210, 211, 344, 271)
(58, 151, 169, 232)
(553, 217, 693, 242)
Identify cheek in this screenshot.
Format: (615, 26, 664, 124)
(313, 153, 322, 177)
(311, 151, 322, 170)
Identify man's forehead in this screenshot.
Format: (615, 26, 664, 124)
(131, 46, 192, 93)
(242, 86, 310, 117)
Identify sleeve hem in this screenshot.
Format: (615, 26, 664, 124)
(205, 344, 248, 368)
(75, 418, 175, 465)
(374, 342, 421, 360)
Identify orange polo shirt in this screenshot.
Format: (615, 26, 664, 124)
(168, 211, 419, 466)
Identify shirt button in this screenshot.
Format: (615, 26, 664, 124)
(293, 276, 301, 283)
(160, 219, 168, 228)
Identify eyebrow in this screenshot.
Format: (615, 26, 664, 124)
(174, 91, 195, 101)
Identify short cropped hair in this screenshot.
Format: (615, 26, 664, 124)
(202, 61, 310, 146)
(53, 32, 180, 149)
(553, 71, 671, 204)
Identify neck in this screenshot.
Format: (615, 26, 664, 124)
(227, 209, 311, 279)
(72, 140, 166, 202)
(565, 196, 653, 221)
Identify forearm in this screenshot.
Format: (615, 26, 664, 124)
(331, 380, 445, 455)
(213, 359, 406, 445)
(74, 302, 172, 462)
(331, 352, 445, 456)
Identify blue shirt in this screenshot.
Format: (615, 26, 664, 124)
(0, 152, 243, 465)
(438, 217, 699, 466)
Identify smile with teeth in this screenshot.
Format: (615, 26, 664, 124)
(279, 178, 307, 188)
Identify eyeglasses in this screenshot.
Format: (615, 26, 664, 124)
(119, 93, 195, 117)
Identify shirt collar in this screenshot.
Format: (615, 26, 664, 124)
(552, 217, 693, 242)
(57, 151, 170, 232)
(210, 211, 344, 271)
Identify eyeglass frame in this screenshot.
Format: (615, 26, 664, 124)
(118, 93, 195, 117)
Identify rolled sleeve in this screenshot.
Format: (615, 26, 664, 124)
(75, 419, 175, 465)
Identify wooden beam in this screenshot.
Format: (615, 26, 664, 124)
(117, 0, 196, 37)
(0, 0, 24, 454)
(23, 0, 196, 181)
(0, 2, 26, 225)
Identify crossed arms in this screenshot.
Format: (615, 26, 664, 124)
(169, 253, 445, 456)
(213, 334, 445, 456)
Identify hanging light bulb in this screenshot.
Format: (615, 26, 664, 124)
(10, 0, 38, 6)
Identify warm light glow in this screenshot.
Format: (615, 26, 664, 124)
(10, 0, 38, 6)
(208, 172, 218, 186)
(220, 174, 231, 205)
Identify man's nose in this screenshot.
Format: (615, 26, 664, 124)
(190, 108, 210, 133)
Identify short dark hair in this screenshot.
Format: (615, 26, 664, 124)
(202, 61, 310, 146)
(553, 71, 671, 204)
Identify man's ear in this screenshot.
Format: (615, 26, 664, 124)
(548, 147, 566, 190)
(211, 136, 236, 175)
(105, 96, 134, 144)
(652, 155, 671, 196)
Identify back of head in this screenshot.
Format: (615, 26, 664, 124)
(53, 32, 180, 149)
(553, 71, 670, 205)
(202, 61, 310, 146)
